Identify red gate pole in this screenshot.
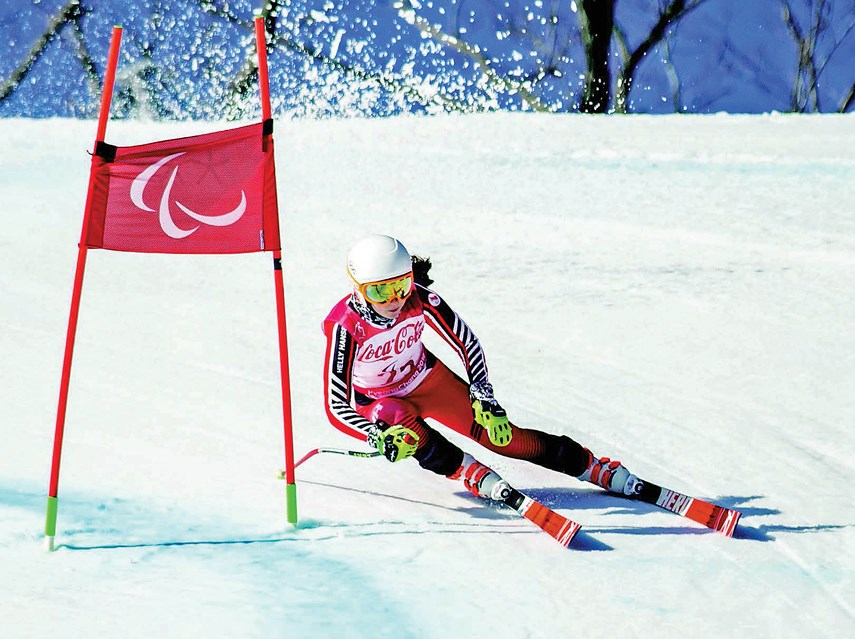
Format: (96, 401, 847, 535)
(255, 16, 298, 524)
(45, 25, 123, 551)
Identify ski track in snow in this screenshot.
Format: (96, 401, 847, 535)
(1, 113, 854, 638)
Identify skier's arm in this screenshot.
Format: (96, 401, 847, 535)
(418, 285, 512, 447)
(417, 284, 489, 386)
(323, 322, 376, 440)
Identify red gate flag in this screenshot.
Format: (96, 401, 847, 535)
(83, 121, 280, 254)
(47, 19, 299, 553)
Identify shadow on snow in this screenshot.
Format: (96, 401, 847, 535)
(2, 481, 848, 551)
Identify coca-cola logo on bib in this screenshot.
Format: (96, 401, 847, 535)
(358, 321, 424, 362)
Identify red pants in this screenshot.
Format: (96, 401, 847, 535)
(355, 360, 547, 461)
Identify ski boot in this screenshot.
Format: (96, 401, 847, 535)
(578, 448, 642, 496)
(449, 453, 512, 501)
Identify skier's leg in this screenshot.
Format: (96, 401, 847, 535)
(408, 362, 639, 495)
(409, 362, 549, 459)
(532, 433, 640, 495)
(362, 398, 459, 473)
(359, 397, 509, 500)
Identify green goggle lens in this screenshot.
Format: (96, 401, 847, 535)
(363, 275, 413, 304)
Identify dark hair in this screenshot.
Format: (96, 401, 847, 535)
(411, 255, 434, 287)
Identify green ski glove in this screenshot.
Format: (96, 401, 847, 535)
(470, 381, 513, 447)
(367, 422, 420, 463)
(472, 399, 513, 447)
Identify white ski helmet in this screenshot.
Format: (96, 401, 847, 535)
(347, 234, 412, 285)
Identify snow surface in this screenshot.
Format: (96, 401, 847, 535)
(1, 113, 854, 638)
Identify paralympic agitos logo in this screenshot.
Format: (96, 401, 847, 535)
(130, 152, 247, 239)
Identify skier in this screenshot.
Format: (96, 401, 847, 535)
(322, 234, 641, 503)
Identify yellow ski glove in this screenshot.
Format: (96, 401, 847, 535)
(367, 422, 420, 462)
(471, 399, 513, 447)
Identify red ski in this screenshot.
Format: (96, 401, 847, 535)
(634, 480, 741, 537)
(504, 488, 582, 547)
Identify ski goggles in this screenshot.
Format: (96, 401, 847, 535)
(354, 272, 414, 304)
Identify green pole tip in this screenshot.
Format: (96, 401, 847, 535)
(285, 483, 298, 525)
(45, 496, 59, 537)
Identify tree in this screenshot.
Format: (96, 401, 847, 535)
(395, 0, 710, 113)
(0, 0, 98, 108)
(781, 0, 855, 112)
(612, 0, 709, 113)
(2, 0, 853, 117)
(578, 0, 615, 113)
